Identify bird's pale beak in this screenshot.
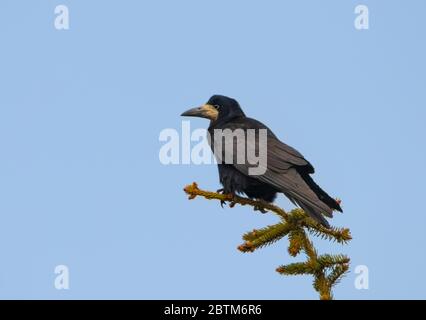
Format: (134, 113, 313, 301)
(181, 104, 218, 120)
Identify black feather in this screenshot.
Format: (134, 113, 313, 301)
(186, 95, 343, 228)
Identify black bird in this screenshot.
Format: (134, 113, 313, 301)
(181, 95, 342, 228)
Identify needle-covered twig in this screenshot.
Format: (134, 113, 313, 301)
(184, 182, 352, 300)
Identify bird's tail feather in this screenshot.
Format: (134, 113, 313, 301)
(300, 174, 343, 212)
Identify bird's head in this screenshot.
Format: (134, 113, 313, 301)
(181, 95, 246, 123)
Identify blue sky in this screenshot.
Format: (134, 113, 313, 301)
(0, 0, 425, 299)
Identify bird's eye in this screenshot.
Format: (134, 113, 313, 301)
(214, 105, 221, 110)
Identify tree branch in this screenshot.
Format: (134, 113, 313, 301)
(183, 182, 352, 300)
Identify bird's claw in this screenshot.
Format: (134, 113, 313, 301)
(217, 188, 226, 208)
(217, 189, 235, 208)
(254, 205, 268, 214)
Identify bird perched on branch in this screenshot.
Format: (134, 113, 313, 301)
(181, 95, 342, 228)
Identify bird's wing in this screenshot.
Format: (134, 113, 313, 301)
(213, 129, 332, 218)
(266, 138, 314, 173)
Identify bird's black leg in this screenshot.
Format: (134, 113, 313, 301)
(216, 188, 235, 208)
(253, 206, 268, 214)
(216, 188, 226, 207)
(253, 199, 268, 214)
